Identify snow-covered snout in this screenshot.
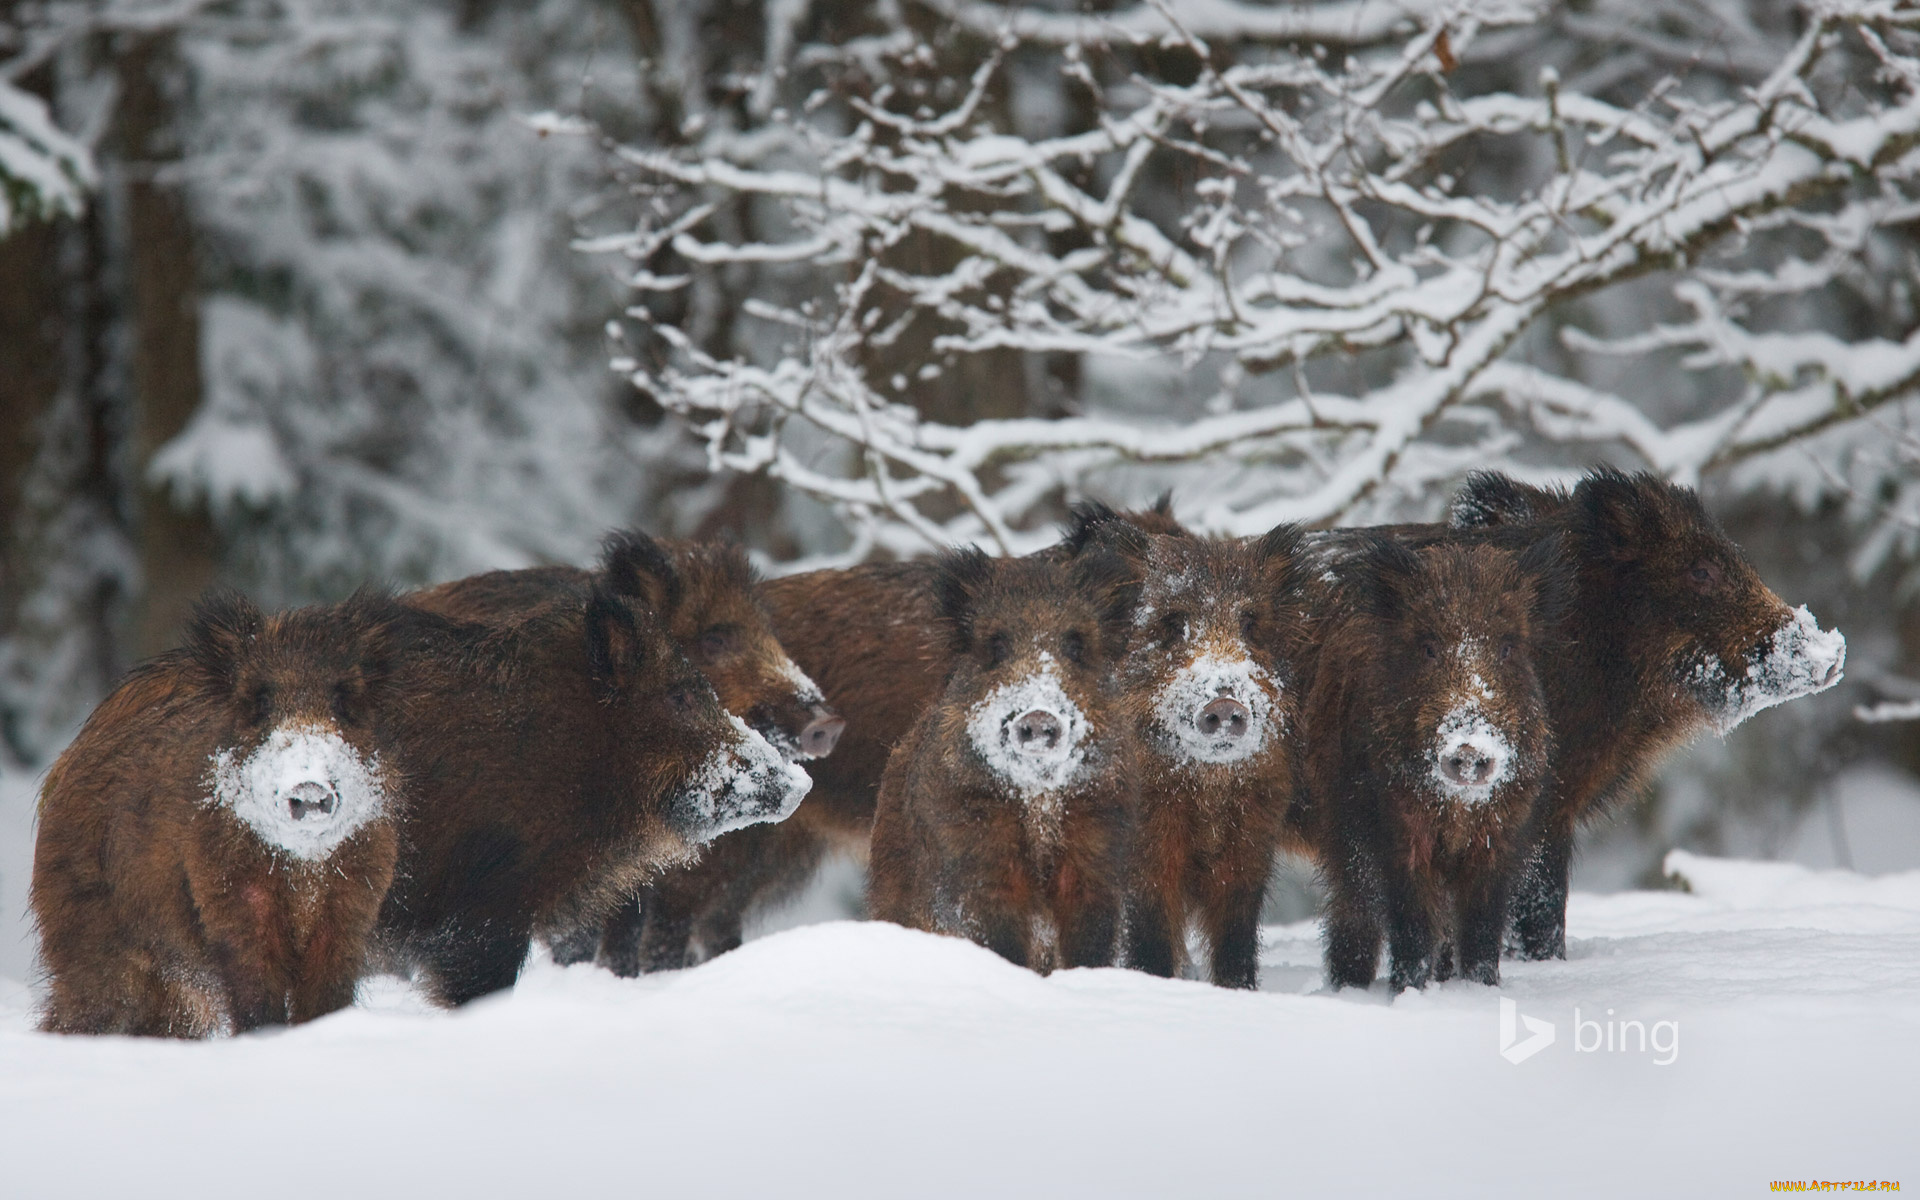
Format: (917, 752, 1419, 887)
(965, 659, 1091, 794)
(208, 722, 390, 860)
(1149, 651, 1278, 765)
(1689, 604, 1846, 735)
(672, 715, 813, 843)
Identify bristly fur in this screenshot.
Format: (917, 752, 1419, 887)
(1068, 545, 1144, 660)
(584, 581, 645, 697)
(1060, 495, 1193, 557)
(1348, 534, 1425, 621)
(932, 546, 997, 655)
(1450, 471, 1569, 530)
(601, 529, 684, 612)
(183, 588, 264, 689)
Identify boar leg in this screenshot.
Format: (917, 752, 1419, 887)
(1453, 870, 1511, 987)
(1124, 889, 1180, 978)
(546, 914, 606, 967)
(1506, 826, 1571, 961)
(1201, 857, 1271, 991)
(1055, 870, 1121, 970)
(1381, 865, 1438, 993)
(635, 889, 697, 973)
(593, 890, 650, 978)
(422, 920, 532, 1006)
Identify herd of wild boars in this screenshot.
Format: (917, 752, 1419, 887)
(29, 469, 1848, 1036)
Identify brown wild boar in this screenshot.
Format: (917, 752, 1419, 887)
(867, 547, 1140, 971)
(1440, 469, 1847, 959)
(32, 590, 425, 1037)
(374, 540, 810, 1005)
(1307, 538, 1569, 991)
(1069, 503, 1311, 988)
(407, 531, 843, 973)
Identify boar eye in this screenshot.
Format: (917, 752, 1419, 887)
(1062, 630, 1088, 665)
(667, 688, 694, 714)
(1159, 611, 1188, 647)
(1688, 560, 1722, 590)
(330, 682, 359, 725)
(247, 684, 274, 725)
(1500, 640, 1514, 662)
(696, 627, 736, 659)
(985, 632, 1011, 669)
(1420, 639, 1439, 661)
(1240, 609, 1258, 641)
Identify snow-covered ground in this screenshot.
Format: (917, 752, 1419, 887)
(2, 773, 1916, 1200)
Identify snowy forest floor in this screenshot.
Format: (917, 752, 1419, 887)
(2, 806, 1917, 1199)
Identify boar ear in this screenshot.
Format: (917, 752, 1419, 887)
(933, 546, 995, 654)
(1451, 472, 1565, 530)
(601, 529, 682, 617)
(1251, 522, 1307, 601)
(585, 582, 647, 697)
(332, 586, 407, 684)
(183, 588, 262, 691)
(1516, 532, 1576, 631)
(1061, 501, 1124, 557)
(1574, 467, 1673, 561)
(1350, 536, 1422, 621)
(1071, 546, 1144, 657)
(1148, 490, 1176, 519)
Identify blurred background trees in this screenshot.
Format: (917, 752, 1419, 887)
(4, 0, 1919, 902)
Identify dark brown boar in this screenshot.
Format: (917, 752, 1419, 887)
(409, 531, 844, 761)
(592, 557, 955, 973)
(375, 540, 810, 1006)
(1307, 538, 1569, 991)
(406, 531, 844, 973)
(1439, 469, 1847, 960)
(31, 590, 424, 1037)
(867, 547, 1140, 971)
(1071, 506, 1312, 988)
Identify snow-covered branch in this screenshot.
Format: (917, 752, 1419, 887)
(604, 0, 1920, 560)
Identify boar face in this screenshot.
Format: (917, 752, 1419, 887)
(601, 532, 844, 763)
(1124, 525, 1305, 768)
(186, 590, 403, 861)
(583, 583, 811, 847)
(934, 549, 1138, 805)
(1569, 470, 1846, 734)
(1352, 540, 1563, 808)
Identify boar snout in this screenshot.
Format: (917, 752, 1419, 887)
(1012, 709, 1065, 754)
(1196, 696, 1250, 741)
(284, 780, 339, 821)
(799, 708, 846, 758)
(1438, 741, 1498, 787)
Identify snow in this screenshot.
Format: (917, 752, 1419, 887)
(1148, 650, 1277, 765)
(678, 715, 813, 842)
(206, 723, 390, 861)
(1428, 703, 1518, 804)
(964, 653, 1090, 800)
(0, 847, 1915, 1196)
(1691, 606, 1847, 735)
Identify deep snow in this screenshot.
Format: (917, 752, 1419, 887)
(1, 815, 1915, 1197)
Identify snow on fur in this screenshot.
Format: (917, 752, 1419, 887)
(965, 654, 1088, 801)
(1425, 704, 1515, 806)
(1691, 606, 1847, 735)
(1149, 650, 1277, 765)
(205, 723, 389, 861)
(678, 715, 812, 842)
